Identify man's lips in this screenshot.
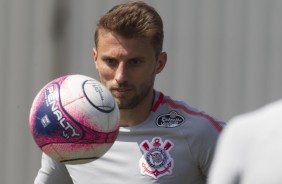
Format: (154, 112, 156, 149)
(111, 88, 132, 96)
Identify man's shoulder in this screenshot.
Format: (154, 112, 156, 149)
(155, 91, 224, 133)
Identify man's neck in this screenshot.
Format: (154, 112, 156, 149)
(119, 91, 155, 127)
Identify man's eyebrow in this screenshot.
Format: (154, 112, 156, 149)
(101, 55, 145, 61)
(128, 56, 145, 61)
(101, 55, 116, 60)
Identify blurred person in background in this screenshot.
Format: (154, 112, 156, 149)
(208, 99, 282, 184)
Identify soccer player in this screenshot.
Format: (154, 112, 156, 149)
(208, 99, 282, 184)
(34, 1, 225, 183)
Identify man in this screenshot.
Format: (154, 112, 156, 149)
(208, 99, 282, 184)
(35, 1, 224, 183)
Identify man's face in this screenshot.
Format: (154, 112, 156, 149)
(93, 30, 166, 110)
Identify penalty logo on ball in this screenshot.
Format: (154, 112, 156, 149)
(43, 84, 81, 139)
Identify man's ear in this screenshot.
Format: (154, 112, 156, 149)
(93, 48, 98, 69)
(155, 52, 167, 74)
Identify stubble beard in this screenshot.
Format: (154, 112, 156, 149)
(114, 81, 154, 110)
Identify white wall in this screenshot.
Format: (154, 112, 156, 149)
(0, 0, 281, 183)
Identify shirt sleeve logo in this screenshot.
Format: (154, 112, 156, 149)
(139, 137, 174, 179)
(156, 111, 185, 128)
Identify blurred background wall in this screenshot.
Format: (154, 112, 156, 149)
(0, 0, 281, 183)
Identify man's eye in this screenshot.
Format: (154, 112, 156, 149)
(129, 59, 142, 65)
(104, 59, 117, 66)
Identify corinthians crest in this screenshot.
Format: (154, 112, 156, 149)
(139, 137, 174, 179)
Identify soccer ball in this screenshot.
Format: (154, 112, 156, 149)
(29, 74, 120, 164)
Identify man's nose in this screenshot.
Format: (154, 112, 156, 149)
(114, 62, 128, 84)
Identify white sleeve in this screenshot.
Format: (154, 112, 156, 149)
(34, 153, 73, 184)
(207, 118, 250, 184)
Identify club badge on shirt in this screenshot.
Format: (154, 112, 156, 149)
(139, 137, 174, 179)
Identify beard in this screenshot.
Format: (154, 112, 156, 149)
(112, 80, 154, 110)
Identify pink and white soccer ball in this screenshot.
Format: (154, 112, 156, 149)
(29, 74, 120, 164)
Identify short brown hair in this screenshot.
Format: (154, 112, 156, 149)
(94, 1, 164, 55)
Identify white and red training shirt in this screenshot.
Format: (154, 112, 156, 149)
(34, 90, 225, 184)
